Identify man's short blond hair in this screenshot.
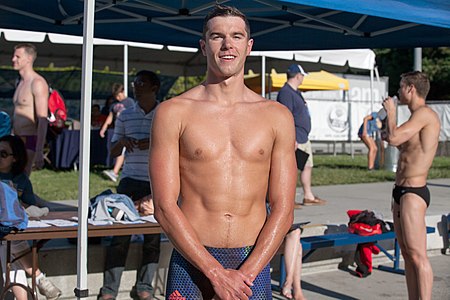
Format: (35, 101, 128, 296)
(14, 43, 37, 62)
(401, 71, 430, 99)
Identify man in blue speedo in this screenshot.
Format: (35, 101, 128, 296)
(150, 4, 296, 300)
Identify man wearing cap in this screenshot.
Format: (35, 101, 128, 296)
(277, 64, 326, 207)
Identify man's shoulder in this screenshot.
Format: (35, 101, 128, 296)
(412, 105, 439, 122)
(160, 87, 204, 110)
(30, 72, 49, 87)
(172, 85, 204, 101)
(276, 84, 295, 99)
(277, 83, 290, 94)
(263, 100, 295, 122)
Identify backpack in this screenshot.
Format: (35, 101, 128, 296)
(0, 181, 28, 236)
(47, 88, 68, 138)
(0, 111, 11, 138)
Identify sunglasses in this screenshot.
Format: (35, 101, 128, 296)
(131, 81, 145, 88)
(0, 150, 13, 159)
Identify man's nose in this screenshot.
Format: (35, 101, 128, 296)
(221, 36, 233, 49)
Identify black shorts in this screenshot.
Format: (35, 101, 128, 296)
(392, 185, 430, 208)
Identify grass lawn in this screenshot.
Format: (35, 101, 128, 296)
(30, 155, 450, 201)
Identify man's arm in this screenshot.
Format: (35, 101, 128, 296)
(384, 98, 429, 146)
(150, 101, 253, 299)
(109, 113, 136, 157)
(32, 77, 49, 169)
(238, 104, 296, 281)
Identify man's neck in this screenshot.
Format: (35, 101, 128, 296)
(138, 98, 157, 114)
(18, 66, 35, 80)
(204, 74, 248, 104)
(287, 79, 300, 91)
(409, 97, 426, 112)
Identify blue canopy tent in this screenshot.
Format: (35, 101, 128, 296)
(1, 1, 450, 298)
(1, 0, 450, 50)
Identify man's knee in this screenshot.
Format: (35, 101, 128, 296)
(402, 247, 427, 265)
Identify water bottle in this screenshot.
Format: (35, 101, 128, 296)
(378, 96, 398, 120)
(377, 107, 387, 121)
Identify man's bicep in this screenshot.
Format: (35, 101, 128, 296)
(268, 113, 296, 208)
(389, 111, 428, 145)
(33, 79, 49, 117)
(149, 106, 181, 205)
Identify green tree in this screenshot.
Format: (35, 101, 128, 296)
(374, 48, 450, 100)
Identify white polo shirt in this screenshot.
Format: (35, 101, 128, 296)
(111, 101, 158, 182)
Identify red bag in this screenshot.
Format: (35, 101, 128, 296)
(48, 88, 67, 129)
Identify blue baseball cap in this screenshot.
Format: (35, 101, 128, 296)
(287, 64, 308, 76)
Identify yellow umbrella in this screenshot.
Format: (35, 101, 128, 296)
(245, 69, 349, 94)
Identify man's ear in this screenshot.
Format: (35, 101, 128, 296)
(25, 51, 34, 64)
(246, 38, 254, 55)
(199, 39, 206, 56)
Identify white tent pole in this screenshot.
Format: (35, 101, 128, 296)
(370, 68, 374, 112)
(374, 66, 381, 96)
(261, 55, 266, 97)
(75, 0, 95, 298)
(414, 48, 422, 71)
(124, 44, 128, 95)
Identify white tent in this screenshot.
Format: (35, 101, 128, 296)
(1, 28, 200, 96)
(2, 28, 380, 109)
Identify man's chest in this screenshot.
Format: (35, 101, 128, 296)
(13, 83, 34, 108)
(180, 116, 274, 162)
(399, 133, 422, 154)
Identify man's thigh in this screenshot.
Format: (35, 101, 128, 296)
(394, 193, 428, 252)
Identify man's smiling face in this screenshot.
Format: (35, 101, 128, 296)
(200, 16, 253, 80)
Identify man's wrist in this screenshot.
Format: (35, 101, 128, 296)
(205, 265, 226, 285)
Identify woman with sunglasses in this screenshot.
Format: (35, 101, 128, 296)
(0, 135, 61, 300)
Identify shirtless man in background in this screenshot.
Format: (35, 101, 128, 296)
(12, 43, 48, 175)
(383, 71, 440, 300)
(150, 5, 296, 300)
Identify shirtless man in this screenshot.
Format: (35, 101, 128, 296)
(12, 43, 49, 175)
(383, 71, 440, 300)
(149, 5, 296, 300)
